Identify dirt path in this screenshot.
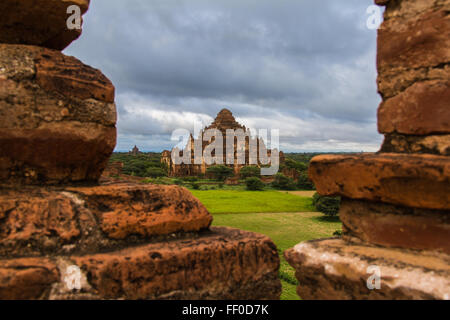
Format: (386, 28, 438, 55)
(280, 191, 316, 197)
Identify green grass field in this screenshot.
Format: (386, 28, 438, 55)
(190, 190, 315, 214)
(190, 190, 342, 300)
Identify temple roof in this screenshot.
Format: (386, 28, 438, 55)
(205, 108, 245, 131)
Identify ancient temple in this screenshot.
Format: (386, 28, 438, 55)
(129, 145, 140, 156)
(161, 109, 285, 177)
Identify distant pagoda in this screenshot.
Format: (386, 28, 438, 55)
(129, 145, 140, 156)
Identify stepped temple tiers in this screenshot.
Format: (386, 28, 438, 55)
(286, 0, 450, 299)
(161, 109, 285, 177)
(0, 1, 280, 299)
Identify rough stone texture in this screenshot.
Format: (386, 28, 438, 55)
(340, 199, 450, 254)
(0, 227, 281, 300)
(0, 44, 116, 185)
(308, 153, 450, 210)
(381, 133, 450, 156)
(67, 183, 213, 240)
(0, 257, 59, 300)
(377, 1, 450, 100)
(72, 227, 280, 300)
(376, 0, 450, 137)
(378, 3, 450, 72)
(0, 183, 212, 257)
(48, 257, 100, 300)
(101, 162, 124, 178)
(205, 108, 246, 131)
(284, 238, 450, 300)
(35, 46, 115, 103)
(0, 0, 90, 50)
(378, 80, 450, 135)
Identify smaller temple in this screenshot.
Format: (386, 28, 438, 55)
(161, 109, 285, 177)
(129, 145, 141, 156)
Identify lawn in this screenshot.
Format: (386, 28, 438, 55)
(190, 190, 315, 214)
(190, 189, 342, 300)
(212, 212, 341, 300)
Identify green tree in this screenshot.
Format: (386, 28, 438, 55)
(173, 179, 183, 185)
(272, 173, 297, 190)
(245, 177, 265, 191)
(284, 158, 307, 171)
(145, 167, 166, 178)
(191, 182, 200, 190)
(312, 192, 341, 216)
(206, 165, 234, 181)
(239, 166, 260, 179)
(183, 176, 198, 182)
(297, 171, 315, 190)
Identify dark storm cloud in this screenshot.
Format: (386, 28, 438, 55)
(65, 0, 383, 152)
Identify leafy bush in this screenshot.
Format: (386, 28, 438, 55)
(191, 182, 200, 190)
(145, 167, 167, 178)
(109, 153, 167, 177)
(142, 177, 171, 185)
(206, 165, 234, 181)
(297, 171, 315, 190)
(333, 230, 343, 237)
(272, 173, 297, 190)
(239, 166, 260, 179)
(245, 177, 265, 191)
(183, 176, 198, 182)
(312, 192, 321, 205)
(284, 158, 307, 171)
(313, 192, 341, 216)
(173, 179, 183, 186)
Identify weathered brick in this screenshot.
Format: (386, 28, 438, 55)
(309, 153, 450, 210)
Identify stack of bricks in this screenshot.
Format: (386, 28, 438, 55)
(0, 1, 281, 299)
(285, 0, 449, 299)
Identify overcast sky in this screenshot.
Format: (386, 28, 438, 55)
(64, 0, 383, 152)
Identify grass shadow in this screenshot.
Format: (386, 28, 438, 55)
(311, 215, 341, 223)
